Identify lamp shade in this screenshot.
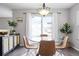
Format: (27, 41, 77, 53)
(39, 9, 49, 16)
(38, 3, 50, 16)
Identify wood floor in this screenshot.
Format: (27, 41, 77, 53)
(5, 46, 79, 56)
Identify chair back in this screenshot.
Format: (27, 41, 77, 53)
(38, 40, 56, 56)
(23, 36, 30, 48)
(62, 36, 69, 48)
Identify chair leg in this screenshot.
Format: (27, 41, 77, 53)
(26, 49, 30, 55)
(36, 53, 39, 56)
(56, 49, 64, 56)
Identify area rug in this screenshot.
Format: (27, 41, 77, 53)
(21, 49, 64, 56)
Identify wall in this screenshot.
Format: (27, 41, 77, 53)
(69, 4, 79, 51)
(57, 9, 69, 39)
(13, 11, 26, 45)
(0, 5, 12, 17)
(13, 9, 69, 45)
(0, 18, 12, 29)
(0, 5, 13, 32)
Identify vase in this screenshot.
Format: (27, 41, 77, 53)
(10, 27, 15, 34)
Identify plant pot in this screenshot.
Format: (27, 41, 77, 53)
(63, 33, 68, 37)
(10, 27, 16, 34)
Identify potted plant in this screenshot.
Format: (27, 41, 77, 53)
(60, 23, 72, 37)
(8, 20, 17, 34)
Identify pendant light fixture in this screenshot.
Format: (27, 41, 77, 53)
(39, 3, 50, 16)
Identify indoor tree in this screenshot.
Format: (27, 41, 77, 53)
(60, 23, 72, 37)
(8, 20, 17, 34)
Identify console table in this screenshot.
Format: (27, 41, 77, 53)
(0, 34, 20, 56)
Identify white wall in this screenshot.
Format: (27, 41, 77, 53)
(0, 18, 12, 29)
(52, 12, 59, 41)
(57, 9, 69, 39)
(0, 5, 12, 17)
(0, 5, 13, 31)
(13, 11, 26, 45)
(69, 4, 79, 50)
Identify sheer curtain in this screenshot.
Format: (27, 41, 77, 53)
(26, 13, 32, 39)
(51, 12, 59, 41)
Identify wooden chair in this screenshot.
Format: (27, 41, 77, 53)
(56, 36, 69, 49)
(36, 40, 56, 56)
(23, 36, 38, 55)
(55, 36, 70, 55)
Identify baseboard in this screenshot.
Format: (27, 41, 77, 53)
(72, 46, 79, 51)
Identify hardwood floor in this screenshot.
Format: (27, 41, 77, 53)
(63, 48, 79, 56)
(5, 47, 27, 56)
(5, 46, 79, 56)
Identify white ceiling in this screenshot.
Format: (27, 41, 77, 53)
(0, 3, 75, 10)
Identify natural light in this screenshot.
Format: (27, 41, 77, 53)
(31, 14, 52, 42)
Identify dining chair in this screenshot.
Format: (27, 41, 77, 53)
(23, 35, 38, 55)
(55, 36, 70, 55)
(36, 40, 56, 56)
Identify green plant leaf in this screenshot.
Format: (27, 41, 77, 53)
(60, 23, 72, 34)
(8, 20, 17, 27)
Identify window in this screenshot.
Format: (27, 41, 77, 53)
(42, 16, 52, 40)
(31, 14, 52, 42)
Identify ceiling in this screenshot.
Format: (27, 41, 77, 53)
(0, 3, 75, 10)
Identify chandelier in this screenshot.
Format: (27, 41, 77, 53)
(39, 3, 50, 16)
